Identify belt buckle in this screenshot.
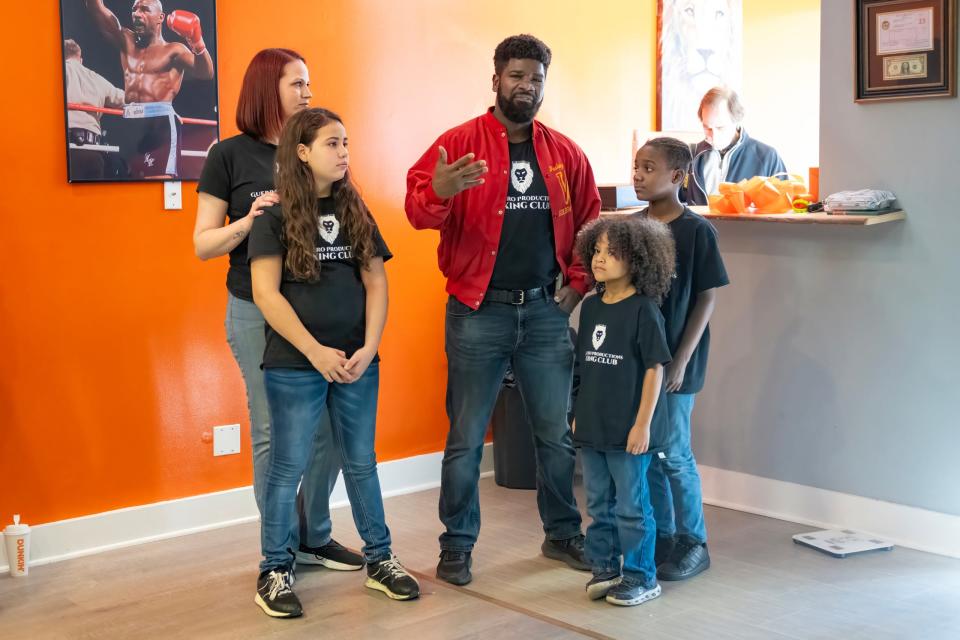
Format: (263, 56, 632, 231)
(511, 289, 525, 305)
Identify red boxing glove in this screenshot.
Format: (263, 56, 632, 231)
(166, 10, 205, 55)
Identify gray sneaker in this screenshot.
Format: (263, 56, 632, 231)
(605, 577, 661, 606)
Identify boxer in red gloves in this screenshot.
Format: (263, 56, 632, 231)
(84, 0, 214, 178)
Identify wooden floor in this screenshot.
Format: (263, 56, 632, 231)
(2, 478, 959, 639)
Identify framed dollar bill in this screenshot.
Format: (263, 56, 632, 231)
(856, 0, 956, 102)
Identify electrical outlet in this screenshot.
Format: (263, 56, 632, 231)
(164, 180, 182, 210)
(213, 424, 241, 456)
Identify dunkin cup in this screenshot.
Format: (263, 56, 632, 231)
(3, 514, 30, 577)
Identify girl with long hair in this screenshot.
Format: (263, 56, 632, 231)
(248, 108, 419, 617)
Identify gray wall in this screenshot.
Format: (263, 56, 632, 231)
(694, 2, 960, 516)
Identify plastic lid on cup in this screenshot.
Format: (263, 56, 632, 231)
(3, 514, 30, 535)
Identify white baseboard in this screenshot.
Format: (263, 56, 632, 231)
(0, 444, 494, 573)
(7, 452, 956, 573)
(699, 465, 960, 559)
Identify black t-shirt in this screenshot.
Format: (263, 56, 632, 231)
(633, 207, 729, 394)
(488, 139, 558, 290)
(246, 198, 393, 369)
(197, 133, 278, 301)
(574, 294, 673, 451)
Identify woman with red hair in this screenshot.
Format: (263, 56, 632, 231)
(193, 49, 361, 575)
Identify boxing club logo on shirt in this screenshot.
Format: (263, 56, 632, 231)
(316, 214, 354, 261)
(511, 160, 534, 194)
(318, 214, 340, 244)
(586, 324, 623, 366)
(592, 324, 607, 350)
(507, 160, 550, 212)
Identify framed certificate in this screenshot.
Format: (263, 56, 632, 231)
(856, 0, 956, 102)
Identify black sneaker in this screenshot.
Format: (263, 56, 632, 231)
(365, 555, 420, 600)
(436, 549, 472, 586)
(605, 577, 661, 607)
(585, 572, 621, 600)
(254, 567, 302, 618)
(296, 539, 364, 571)
(654, 534, 676, 567)
(658, 539, 710, 581)
(541, 534, 590, 571)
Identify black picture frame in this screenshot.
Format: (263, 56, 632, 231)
(59, 0, 220, 183)
(856, 0, 957, 102)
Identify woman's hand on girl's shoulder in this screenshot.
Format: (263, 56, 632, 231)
(246, 192, 280, 224)
(306, 344, 350, 383)
(343, 346, 376, 382)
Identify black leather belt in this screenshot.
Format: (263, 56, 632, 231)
(68, 128, 101, 145)
(484, 285, 553, 305)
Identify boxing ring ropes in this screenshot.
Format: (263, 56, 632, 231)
(67, 102, 215, 158)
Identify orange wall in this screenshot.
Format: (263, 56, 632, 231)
(0, 1, 817, 527)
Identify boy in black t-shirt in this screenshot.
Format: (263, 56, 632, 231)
(632, 137, 730, 581)
(572, 216, 675, 606)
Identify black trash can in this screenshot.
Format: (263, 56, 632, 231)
(490, 328, 581, 490)
(491, 374, 538, 490)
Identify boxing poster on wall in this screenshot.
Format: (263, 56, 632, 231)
(59, 0, 219, 183)
(656, 0, 742, 131)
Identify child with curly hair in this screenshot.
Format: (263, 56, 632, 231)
(572, 215, 675, 606)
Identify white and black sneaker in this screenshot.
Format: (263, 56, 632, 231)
(585, 572, 622, 600)
(254, 567, 302, 618)
(605, 577, 661, 607)
(296, 539, 365, 571)
(365, 555, 420, 601)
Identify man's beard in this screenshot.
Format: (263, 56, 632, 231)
(497, 90, 541, 124)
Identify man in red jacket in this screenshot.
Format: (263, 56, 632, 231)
(406, 34, 601, 586)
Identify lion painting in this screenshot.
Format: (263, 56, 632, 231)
(659, 0, 742, 130)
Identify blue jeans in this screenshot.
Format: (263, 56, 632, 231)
(225, 293, 341, 548)
(646, 393, 707, 544)
(260, 363, 391, 571)
(440, 296, 582, 551)
(580, 447, 656, 586)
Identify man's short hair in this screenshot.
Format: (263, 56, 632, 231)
(698, 86, 745, 124)
(64, 39, 81, 60)
(493, 34, 552, 75)
(642, 137, 693, 172)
